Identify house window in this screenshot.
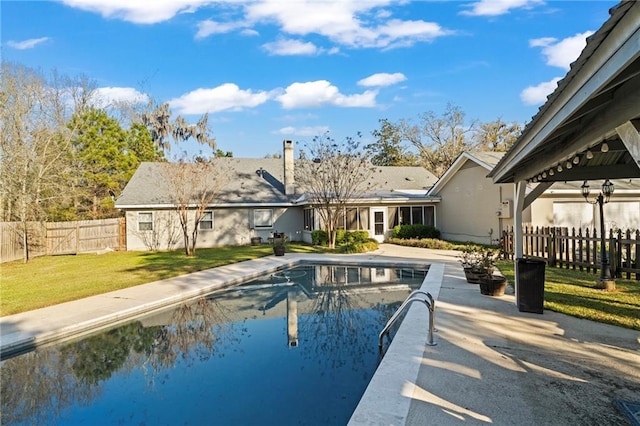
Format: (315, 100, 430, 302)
(425, 206, 435, 227)
(336, 209, 346, 230)
(391, 205, 435, 227)
(346, 208, 358, 230)
(138, 212, 153, 231)
(254, 209, 273, 229)
(200, 211, 214, 230)
(304, 208, 315, 231)
(399, 207, 411, 225)
(358, 207, 369, 230)
(412, 206, 424, 225)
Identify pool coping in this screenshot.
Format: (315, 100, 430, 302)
(348, 262, 444, 425)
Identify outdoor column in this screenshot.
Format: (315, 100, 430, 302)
(513, 180, 527, 302)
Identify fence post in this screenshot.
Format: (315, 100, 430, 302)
(608, 228, 616, 278)
(549, 227, 556, 266)
(627, 229, 640, 280)
(119, 217, 127, 251)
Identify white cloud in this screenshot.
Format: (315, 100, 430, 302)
(461, 0, 544, 17)
(59, 0, 214, 24)
(196, 19, 248, 39)
(93, 87, 149, 107)
(358, 72, 406, 87)
(62, 0, 452, 49)
(276, 80, 377, 109)
(530, 31, 593, 70)
(242, 0, 451, 49)
(520, 77, 561, 106)
(7, 37, 50, 50)
(262, 39, 321, 56)
(168, 83, 271, 115)
(275, 126, 330, 137)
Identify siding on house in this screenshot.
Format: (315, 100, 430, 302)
(433, 159, 515, 245)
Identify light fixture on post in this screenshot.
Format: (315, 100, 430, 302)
(581, 179, 616, 291)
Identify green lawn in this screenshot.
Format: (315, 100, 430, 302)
(495, 260, 640, 331)
(0, 243, 325, 316)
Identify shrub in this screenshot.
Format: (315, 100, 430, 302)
(342, 230, 370, 244)
(336, 239, 379, 253)
(386, 237, 455, 250)
(311, 230, 328, 246)
(312, 230, 371, 246)
(392, 224, 441, 240)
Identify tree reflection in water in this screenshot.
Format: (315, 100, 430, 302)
(296, 265, 412, 373)
(0, 296, 236, 425)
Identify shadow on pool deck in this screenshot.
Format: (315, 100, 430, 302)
(1, 244, 639, 425)
(350, 245, 640, 426)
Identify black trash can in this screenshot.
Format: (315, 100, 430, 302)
(516, 258, 546, 314)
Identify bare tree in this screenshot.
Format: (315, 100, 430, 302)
(474, 119, 522, 152)
(163, 157, 230, 256)
(400, 103, 477, 177)
(295, 133, 374, 249)
(0, 63, 92, 261)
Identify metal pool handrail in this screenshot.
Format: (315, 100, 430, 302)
(378, 290, 436, 354)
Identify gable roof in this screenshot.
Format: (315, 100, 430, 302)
(427, 151, 506, 196)
(488, 0, 640, 184)
(116, 160, 439, 209)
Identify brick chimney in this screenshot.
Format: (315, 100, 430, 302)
(283, 139, 295, 195)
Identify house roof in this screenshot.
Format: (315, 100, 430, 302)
(488, 0, 640, 185)
(427, 151, 506, 196)
(116, 160, 438, 209)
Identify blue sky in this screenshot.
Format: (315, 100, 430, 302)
(3, 0, 614, 158)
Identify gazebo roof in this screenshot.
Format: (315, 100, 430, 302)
(489, 1, 640, 185)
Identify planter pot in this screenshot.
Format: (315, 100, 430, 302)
(479, 275, 507, 296)
(463, 267, 483, 284)
(273, 245, 285, 256)
(250, 237, 262, 245)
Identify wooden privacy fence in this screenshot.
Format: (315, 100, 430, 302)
(502, 226, 640, 280)
(0, 218, 126, 263)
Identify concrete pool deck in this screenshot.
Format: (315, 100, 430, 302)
(1, 244, 639, 425)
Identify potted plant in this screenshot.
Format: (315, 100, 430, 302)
(458, 246, 494, 284)
(272, 232, 286, 256)
(473, 248, 507, 296)
(250, 233, 262, 246)
(459, 246, 507, 296)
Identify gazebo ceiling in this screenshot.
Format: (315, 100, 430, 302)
(489, 1, 640, 185)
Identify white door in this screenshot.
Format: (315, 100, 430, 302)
(370, 208, 387, 243)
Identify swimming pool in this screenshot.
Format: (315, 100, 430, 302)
(1, 263, 428, 425)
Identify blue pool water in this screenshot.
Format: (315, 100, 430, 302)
(1, 263, 427, 425)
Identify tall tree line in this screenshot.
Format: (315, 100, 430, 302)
(367, 103, 522, 177)
(0, 62, 223, 224)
